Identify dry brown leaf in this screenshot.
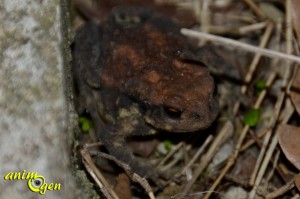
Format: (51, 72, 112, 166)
(114, 173, 132, 199)
(290, 68, 300, 116)
(294, 173, 300, 191)
(291, 0, 300, 45)
(278, 124, 300, 170)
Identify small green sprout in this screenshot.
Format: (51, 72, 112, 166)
(243, 108, 260, 127)
(163, 140, 173, 152)
(78, 117, 93, 132)
(255, 80, 267, 95)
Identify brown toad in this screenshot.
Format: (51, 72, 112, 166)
(72, 7, 219, 181)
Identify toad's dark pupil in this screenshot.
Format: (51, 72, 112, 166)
(34, 179, 41, 186)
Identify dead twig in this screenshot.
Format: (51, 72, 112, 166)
(182, 121, 233, 195)
(157, 142, 184, 167)
(202, 68, 277, 199)
(81, 148, 119, 199)
(242, 0, 266, 19)
(179, 135, 213, 176)
(248, 131, 279, 199)
(181, 28, 300, 64)
(249, 92, 285, 186)
(89, 150, 155, 199)
(265, 178, 295, 199)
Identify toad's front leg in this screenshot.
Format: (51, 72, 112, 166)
(88, 105, 162, 185)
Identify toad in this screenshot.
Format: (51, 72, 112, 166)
(72, 7, 219, 182)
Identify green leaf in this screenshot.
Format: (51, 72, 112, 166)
(255, 80, 267, 92)
(163, 140, 173, 152)
(78, 117, 93, 132)
(243, 108, 260, 127)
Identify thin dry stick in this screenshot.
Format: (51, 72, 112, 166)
(294, 36, 300, 55)
(209, 21, 267, 36)
(248, 71, 278, 186)
(180, 28, 300, 64)
(89, 151, 155, 199)
(243, 69, 275, 187)
(84, 142, 102, 148)
(202, 127, 249, 199)
(286, 0, 293, 56)
(180, 135, 213, 175)
(157, 142, 183, 167)
(249, 3, 294, 196)
(82, 160, 115, 199)
(243, 22, 274, 88)
(182, 121, 233, 195)
(240, 128, 269, 151)
(202, 69, 277, 199)
(249, 129, 272, 186)
(266, 150, 280, 183)
(199, 0, 210, 46)
(281, 99, 296, 125)
(249, 35, 292, 196)
(283, 0, 293, 87)
(132, 174, 155, 199)
(248, 101, 295, 198)
(235, 22, 274, 114)
(193, 0, 201, 20)
(254, 71, 277, 108)
(201, 0, 210, 33)
(90, 151, 132, 171)
(81, 148, 119, 199)
(265, 177, 295, 199)
(242, 0, 266, 19)
(214, 13, 257, 24)
(160, 150, 183, 171)
(241, 22, 284, 152)
(240, 91, 285, 152)
(239, 21, 268, 34)
(268, 92, 286, 128)
(248, 132, 279, 199)
(249, 92, 285, 185)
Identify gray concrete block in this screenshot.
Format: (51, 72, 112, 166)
(0, 0, 84, 198)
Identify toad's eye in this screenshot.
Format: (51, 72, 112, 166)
(114, 13, 141, 24)
(163, 106, 182, 120)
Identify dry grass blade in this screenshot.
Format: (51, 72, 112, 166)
(291, 0, 300, 45)
(89, 150, 155, 199)
(81, 148, 119, 199)
(203, 68, 278, 199)
(182, 121, 233, 195)
(290, 67, 300, 115)
(265, 178, 295, 199)
(248, 132, 279, 199)
(179, 135, 213, 176)
(157, 142, 184, 167)
(242, 0, 266, 19)
(181, 29, 300, 64)
(249, 92, 285, 185)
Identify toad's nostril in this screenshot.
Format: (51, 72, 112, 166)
(163, 106, 182, 120)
